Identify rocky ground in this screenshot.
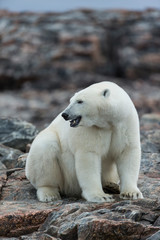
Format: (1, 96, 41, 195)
(0, 8, 160, 240)
(0, 113, 160, 239)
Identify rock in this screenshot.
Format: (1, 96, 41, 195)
(139, 153, 160, 200)
(141, 130, 160, 153)
(0, 118, 38, 151)
(1, 169, 36, 201)
(146, 230, 160, 240)
(141, 114, 160, 131)
(0, 144, 23, 169)
(0, 201, 54, 237)
(0, 162, 7, 198)
(28, 200, 160, 240)
(139, 117, 160, 200)
(154, 217, 160, 227)
(16, 153, 28, 168)
(140, 114, 160, 159)
(0, 195, 160, 239)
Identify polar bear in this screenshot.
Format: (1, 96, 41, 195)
(25, 81, 143, 202)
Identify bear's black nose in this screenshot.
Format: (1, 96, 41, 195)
(62, 112, 69, 120)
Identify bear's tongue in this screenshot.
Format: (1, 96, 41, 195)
(70, 116, 81, 127)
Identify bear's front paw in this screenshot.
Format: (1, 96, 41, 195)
(120, 190, 143, 200)
(37, 187, 61, 202)
(83, 191, 114, 203)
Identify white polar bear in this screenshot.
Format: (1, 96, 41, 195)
(25, 81, 143, 202)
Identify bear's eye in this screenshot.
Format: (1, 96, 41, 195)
(77, 100, 83, 104)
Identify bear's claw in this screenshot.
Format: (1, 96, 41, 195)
(120, 191, 143, 200)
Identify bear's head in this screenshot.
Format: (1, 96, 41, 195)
(62, 82, 133, 128)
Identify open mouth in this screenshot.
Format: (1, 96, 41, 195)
(70, 116, 81, 127)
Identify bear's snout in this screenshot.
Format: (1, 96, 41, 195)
(62, 112, 82, 127)
(62, 112, 69, 121)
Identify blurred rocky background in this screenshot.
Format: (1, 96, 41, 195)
(0, 7, 160, 129)
(0, 1, 160, 239)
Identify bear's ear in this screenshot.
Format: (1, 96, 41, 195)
(102, 89, 110, 97)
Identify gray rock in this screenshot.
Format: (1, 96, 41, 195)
(140, 114, 160, 154)
(16, 153, 28, 168)
(141, 114, 160, 131)
(0, 118, 38, 151)
(141, 130, 160, 153)
(146, 230, 160, 240)
(139, 118, 160, 200)
(0, 144, 23, 169)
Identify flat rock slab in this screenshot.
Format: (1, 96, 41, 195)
(0, 201, 55, 237)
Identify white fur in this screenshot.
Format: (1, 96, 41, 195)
(25, 82, 143, 202)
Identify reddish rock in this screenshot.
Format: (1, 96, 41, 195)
(1, 169, 36, 201)
(37, 201, 160, 240)
(0, 201, 55, 237)
(77, 219, 158, 240)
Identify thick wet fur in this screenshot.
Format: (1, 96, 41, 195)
(26, 81, 143, 202)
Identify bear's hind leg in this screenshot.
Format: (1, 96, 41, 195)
(26, 130, 63, 202)
(102, 160, 119, 187)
